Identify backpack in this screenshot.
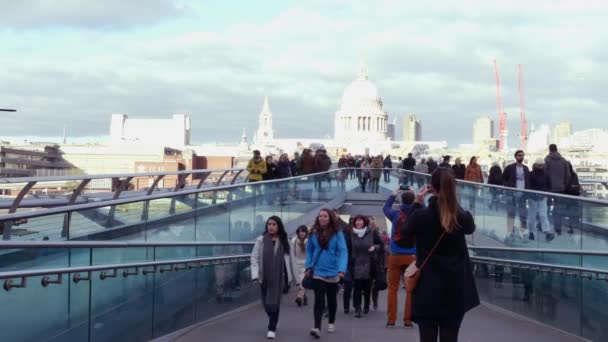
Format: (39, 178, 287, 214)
(392, 211, 415, 248)
(565, 171, 581, 196)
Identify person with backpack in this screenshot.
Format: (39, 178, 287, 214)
(382, 187, 418, 328)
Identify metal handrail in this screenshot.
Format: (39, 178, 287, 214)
(0, 169, 340, 221)
(469, 246, 608, 256)
(0, 241, 255, 249)
(393, 168, 608, 204)
(0, 254, 251, 291)
(0, 167, 245, 184)
(470, 256, 608, 280)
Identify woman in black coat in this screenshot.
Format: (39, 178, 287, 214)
(487, 163, 504, 211)
(404, 168, 479, 342)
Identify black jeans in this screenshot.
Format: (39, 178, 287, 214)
(417, 315, 464, 342)
(313, 279, 338, 329)
(260, 285, 280, 332)
(353, 278, 372, 312)
(343, 279, 353, 311)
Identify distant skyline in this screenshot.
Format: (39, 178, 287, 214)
(1, 1, 607, 145)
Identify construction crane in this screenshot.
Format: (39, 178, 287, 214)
(518, 64, 528, 149)
(494, 60, 508, 152)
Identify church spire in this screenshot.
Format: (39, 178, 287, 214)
(262, 96, 271, 113)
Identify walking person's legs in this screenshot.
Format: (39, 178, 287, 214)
(362, 278, 372, 313)
(326, 282, 338, 326)
(353, 279, 363, 316)
(343, 279, 352, 313)
(312, 279, 327, 330)
(386, 255, 402, 325)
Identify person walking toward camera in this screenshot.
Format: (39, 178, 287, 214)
(306, 209, 348, 339)
(345, 215, 384, 318)
(403, 169, 479, 342)
(251, 216, 297, 339)
(292, 225, 310, 307)
(383, 187, 418, 328)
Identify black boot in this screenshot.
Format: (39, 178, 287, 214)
(303, 295, 308, 306)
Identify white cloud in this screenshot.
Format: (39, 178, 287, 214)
(1, 0, 607, 145)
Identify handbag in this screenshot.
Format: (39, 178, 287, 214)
(404, 231, 446, 292)
(302, 249, 322, 290)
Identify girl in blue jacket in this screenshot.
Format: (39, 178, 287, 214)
(305, 208, 348, 339)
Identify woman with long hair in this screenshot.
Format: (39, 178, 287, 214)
(464, 156, 483, 183)
(305, 209, 348, 339)
(403, 168, 479, 342)
(291, 225, 309, 306)
(251, 216, 297, 339)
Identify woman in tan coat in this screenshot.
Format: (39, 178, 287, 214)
(464, 157, 483, 183)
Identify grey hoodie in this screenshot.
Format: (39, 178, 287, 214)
(544, 152, 571, 193)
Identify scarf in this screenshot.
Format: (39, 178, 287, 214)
(353, 227, 367, 238)
(262, 233, 285, 313)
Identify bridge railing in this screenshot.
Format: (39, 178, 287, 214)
(396, 169, 608, 253)
(0, 169, 348, 241)
(0, 245, 255, 342)
(0, 167, 250, 214)
(469, 247, 608, 341)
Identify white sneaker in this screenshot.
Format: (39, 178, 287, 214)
(267, 331, 276, 339)
(310, 328, 321, 339)
(328, 323, 336, 333)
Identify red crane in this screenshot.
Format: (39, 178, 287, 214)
(494, 60, 508, 152)
(518, 64, 528, 148)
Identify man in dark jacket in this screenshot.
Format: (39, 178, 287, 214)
(314, 149, 332, 190)
(383, 188, 417, 328)
(438, 155, 451, 168)
(426, 157, 438, 174)
(544, 144, 571, 234)
(502, 150, 530, 240)
(402, 153, 416, 186)
(383, 155, 393, 183)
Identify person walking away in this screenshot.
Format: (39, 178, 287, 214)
(359, 160, 370, 193)
(438, 156, 451, 169)
(315, 149, 333, 191)
(544, 144, 571, 235)
(451, 158, 465, 180)
(415, 158, 429, 189)
(527, 159, 555, 242)
(291, 225, 309, 307)
(503, 150, 530, 240)
(426, 157, 438, 174)
(337, 155, 349, 189)
(383, 155, 393, 183)
(487, 162, 504, 211)
(251, 216, 297, 339)
(305, 209, 348, 339)
(346, 215, 383, 318)
(403, 153, 417, 186)
(383, 188, 417, 328)
(370, 156, 384, 193)
(564, 162, 581, 234)
(301, 149, 316, 175)
(403, 168, 479, 342)
(276, 154, 293, 205)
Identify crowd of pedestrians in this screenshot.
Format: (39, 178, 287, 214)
(247, 144, 582, 340)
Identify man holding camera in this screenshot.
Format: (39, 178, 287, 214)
(383, 186, 418, 328)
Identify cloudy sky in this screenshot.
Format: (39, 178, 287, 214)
(1, 0, 606, 145)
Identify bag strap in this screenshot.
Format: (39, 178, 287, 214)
(310, 236, 323, 268)
(418, 231, 447, 271)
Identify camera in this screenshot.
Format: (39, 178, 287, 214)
(399, 185, 411, 191)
